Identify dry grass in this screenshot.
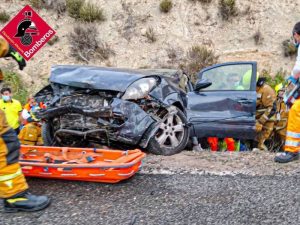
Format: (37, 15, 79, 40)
(253, 30, 263, 45)
(30, 0, 66, 16)
(79, 3, 105, 22)
(3, 71, 28, 105)
(47, 35, 59, 46)
(145, 27, 157, 43)
(66, 0, 104, 22)
(189, 0, 213, 3)
(66, 0, 84, 19)
(219, 0, 238, 21)
(29, 0, 43, 9)
(282, 39, 298, 57)
(183, 45, 218, 82)
(68, 24, 114, 62)
(0, 10, 10, 23)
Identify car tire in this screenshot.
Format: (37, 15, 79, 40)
(147, 107, 189, 156)
(42, 121, 54, 146)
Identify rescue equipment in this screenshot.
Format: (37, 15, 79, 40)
(19, 146, 145, 183)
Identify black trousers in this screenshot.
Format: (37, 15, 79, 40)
(14, 127, 20, 135)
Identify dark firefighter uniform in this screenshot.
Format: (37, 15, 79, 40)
(274, 85, 288, 142)
(0, 38, 28, 198)
(0, 37, 49, 212)
(256, 80, 276, 150)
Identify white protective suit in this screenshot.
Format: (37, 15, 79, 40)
(292, 47, 300, 79)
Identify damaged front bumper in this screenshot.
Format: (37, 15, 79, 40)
(37, 98, 157, 147)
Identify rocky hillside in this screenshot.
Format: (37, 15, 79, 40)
(1, 0, 300, 93)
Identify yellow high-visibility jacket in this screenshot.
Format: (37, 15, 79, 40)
(0, 37, 10, 135)
(285, 99, 300, 153)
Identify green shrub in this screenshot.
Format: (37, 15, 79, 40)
(261, 69, 287, 89)
(79, 3, 105, 22)
(184, 45, 218, 82)
(3, 71, 28, 105)
(159, 0, 173, 13)
(219, 0, 238, 21)
(0, 10, 10, 23)
(282, 39, 297, 57)
(66, 0, 84, 19)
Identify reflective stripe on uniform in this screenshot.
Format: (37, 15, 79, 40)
(285, 140, 300, 147)
(286, 131, 300, 138)
(263, 114, 269, 120)
(0, 168, 22, 182)
(7, 198, 27, 204)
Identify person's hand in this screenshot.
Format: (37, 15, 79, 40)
(255, 122, 263, 132)
(7, 45, 26, 70)
(27, 116, 40, 123)
(293, 72, 300, 80)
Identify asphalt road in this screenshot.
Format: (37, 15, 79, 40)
(1, 174, 299, 225)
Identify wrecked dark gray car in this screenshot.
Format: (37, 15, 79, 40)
(35, 65, 191, 155)
(36, 62, 257, 155)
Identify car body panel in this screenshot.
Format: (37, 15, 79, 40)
(50, 65, 183, 92)
(187, 61, 257, 139)
(37, 62, 258, 151)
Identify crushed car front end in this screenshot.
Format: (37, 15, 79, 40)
(35, 66, 190, 155)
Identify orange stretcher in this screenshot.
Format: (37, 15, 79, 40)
(19, 145, 146, 183)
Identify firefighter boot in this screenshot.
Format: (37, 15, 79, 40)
(274, 152, 299, 163)
(4, 191, 50, 212)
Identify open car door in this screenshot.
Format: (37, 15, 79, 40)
(187, 62, 257, 140)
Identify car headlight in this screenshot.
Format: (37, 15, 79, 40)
(122, 78, 157, 100)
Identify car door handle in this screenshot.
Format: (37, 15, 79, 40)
(237, 99, 252, 104)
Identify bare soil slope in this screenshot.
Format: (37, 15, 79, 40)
(1, 0, 300, 92)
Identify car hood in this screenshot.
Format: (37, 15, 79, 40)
(50, 65, 152, 92)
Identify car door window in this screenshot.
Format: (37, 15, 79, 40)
(201, 64, 253, 91)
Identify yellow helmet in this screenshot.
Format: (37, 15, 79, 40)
(242, 70, 259, 88)
(275, 83, 284, 93)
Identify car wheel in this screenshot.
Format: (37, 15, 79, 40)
(42, 121, 55, 146)
(147, 107, 189, 155)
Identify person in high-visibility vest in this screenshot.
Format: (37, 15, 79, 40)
(0, 37, 50, 212)
(275, 22, 300, 163)
(19, 97, 44, 146)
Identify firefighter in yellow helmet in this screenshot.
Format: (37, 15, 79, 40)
(0, 37, 50, 212)
(255, 77, 277, 151)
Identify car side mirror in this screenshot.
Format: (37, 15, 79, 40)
(194, 78, 212, 92)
